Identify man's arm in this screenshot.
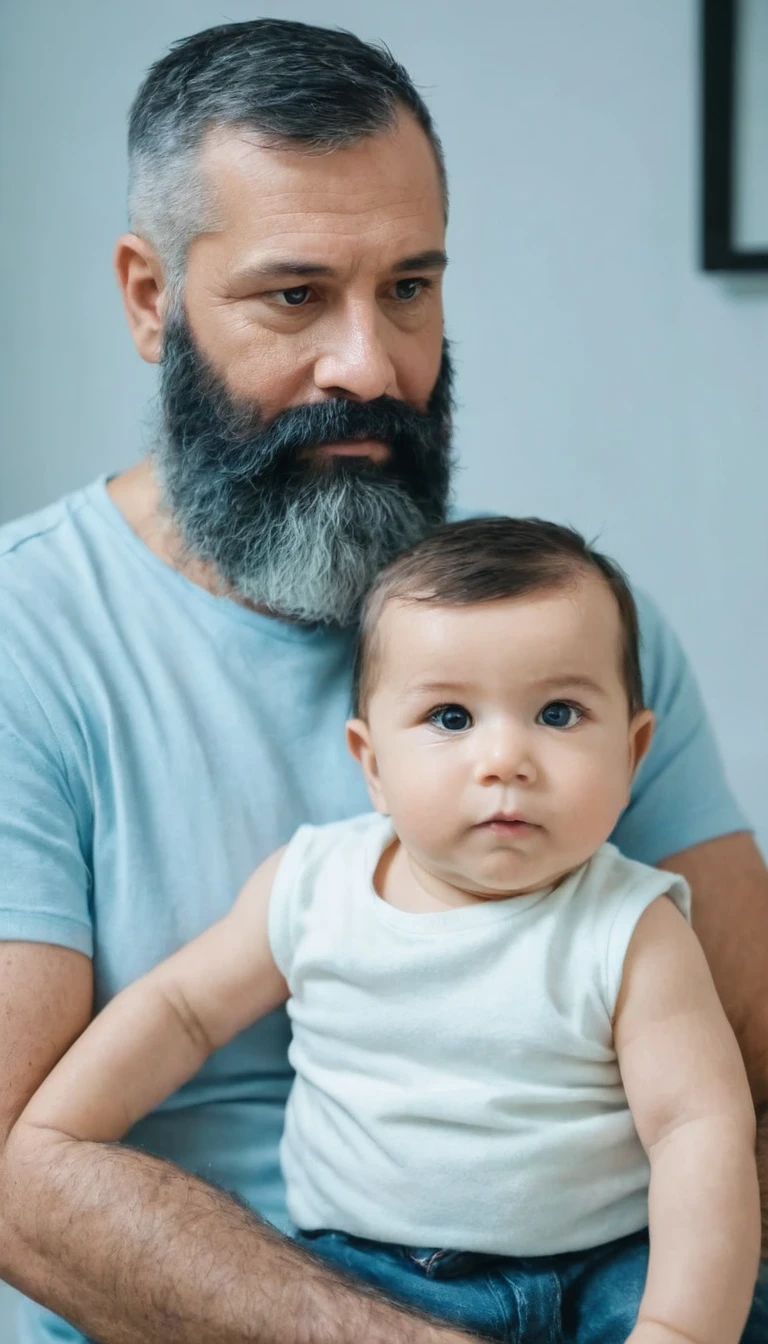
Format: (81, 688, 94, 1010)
(658, 831, 768, 1251)
(0, 849, 480, 1344)
(614, 896, 760, 1344)
(0, 939, 478, 1344)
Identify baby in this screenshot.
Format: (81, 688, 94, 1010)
(16, 518, 761, 1343)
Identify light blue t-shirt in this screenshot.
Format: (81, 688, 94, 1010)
(0, 479, 747, 1344)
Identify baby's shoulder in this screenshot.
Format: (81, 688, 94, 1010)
(567, 843, 689, 925)
(273, 811, 390, 905)
(566, 846, 691, 1015)
(268, 812, 390, 977)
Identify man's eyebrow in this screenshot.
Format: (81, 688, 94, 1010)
(228, 250, 448, 286)
(392, 249, 448, 274)
(228, 260, 337, 284)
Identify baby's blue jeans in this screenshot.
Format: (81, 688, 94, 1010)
(298, 1226, 768, 1342)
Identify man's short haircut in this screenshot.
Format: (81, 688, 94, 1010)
(127, 18, 447, 297)
(352, 517, 644, 718)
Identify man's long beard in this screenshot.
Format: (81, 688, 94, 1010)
(153, 318, 455, 626)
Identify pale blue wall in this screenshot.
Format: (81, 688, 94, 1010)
(1, 1, 767, 1337)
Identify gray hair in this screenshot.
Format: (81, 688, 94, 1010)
(127, 18, 447, 301)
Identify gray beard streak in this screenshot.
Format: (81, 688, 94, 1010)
(154, 449, 432, 626)
(237, 476, 429, 626)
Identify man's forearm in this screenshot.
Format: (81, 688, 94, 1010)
(0, 1131, 477, 1344)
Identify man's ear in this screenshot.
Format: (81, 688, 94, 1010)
(628, 708, 655, 780)
(114, 233, 169, 365)
(346, 718, 388, 815)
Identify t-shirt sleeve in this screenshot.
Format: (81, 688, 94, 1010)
(579, 849, 691, 1017)
(0, 649, 93, 954)
(610, 591, 749, 866)
(601, 870, 691, 1016)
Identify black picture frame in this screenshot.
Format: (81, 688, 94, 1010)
(701, 0, 768, 271)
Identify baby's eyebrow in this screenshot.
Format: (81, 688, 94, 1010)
(534, 674, 608, 698)
(403, 680, 470, 698)
(402, 674, 609, 700)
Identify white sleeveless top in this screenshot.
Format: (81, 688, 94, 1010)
(269, 812, 690, 1256)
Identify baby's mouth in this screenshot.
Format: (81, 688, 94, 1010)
(478, 813, 541, 836)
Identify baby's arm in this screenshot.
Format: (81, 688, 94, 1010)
(14, 849, 289, 1144)
(615, 894, 760, 1344)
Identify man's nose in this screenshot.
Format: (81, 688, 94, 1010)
(313, 304, 398, 402)
(473, 727, 538, 787)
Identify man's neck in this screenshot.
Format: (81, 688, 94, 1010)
(107, 458, 246, 604)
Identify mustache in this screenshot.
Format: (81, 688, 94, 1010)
(240, 396, 443, 472)
(160, 325, 454, 482)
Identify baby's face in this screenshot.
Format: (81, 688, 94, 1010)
(349, 575, 653, 900)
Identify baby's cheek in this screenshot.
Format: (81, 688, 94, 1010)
(563, 755, 628, 838)
(397, 776, 456, 850)
(406, 790, 448, 841)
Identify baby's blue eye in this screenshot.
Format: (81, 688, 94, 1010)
(538, 701, 581, 729)
(430, 704, 473, 732)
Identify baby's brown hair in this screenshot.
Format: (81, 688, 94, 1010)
(352, 517, 643, 718)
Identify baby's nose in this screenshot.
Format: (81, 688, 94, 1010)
(473, 731, 538, 786)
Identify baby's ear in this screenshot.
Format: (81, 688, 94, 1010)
(346, 719, 388, 814)
(628, 708, 655, 779)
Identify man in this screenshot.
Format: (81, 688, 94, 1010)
(0, 19, 765, 1344)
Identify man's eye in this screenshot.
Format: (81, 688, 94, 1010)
(274, 286, 312, 307)
(393, 278, 426, 302)
(429, 704, 473, 732)
(537, 701, 582, 730)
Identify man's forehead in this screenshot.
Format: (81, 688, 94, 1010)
(197, 116, 445, 251)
